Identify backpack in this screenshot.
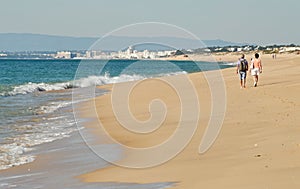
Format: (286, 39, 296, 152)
(239, 59, 248, 72)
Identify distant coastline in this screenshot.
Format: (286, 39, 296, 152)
(1, 33, 299, 61)
(0, 44, 299, 63)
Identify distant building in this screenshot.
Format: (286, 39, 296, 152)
(227, 47, 236, 52)
(237, 48, 243, 52)
(127, 46, 133, 55)
(85, 51, 92, 58)
(243, 46, 252, 51)
(55, 51, 71, 59)
(279, 47, 300, 53)
(143, 50, 150, 59)
(76, 52, 82, 57)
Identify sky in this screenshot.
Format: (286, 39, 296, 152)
(1, 0, 299, 45)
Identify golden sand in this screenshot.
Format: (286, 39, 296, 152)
(78, 54, 300, 188)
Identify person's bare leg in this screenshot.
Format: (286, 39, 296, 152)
(256, 76, 259, 86)
(254, 76, 258, 87)
(253, 76, 256, 87)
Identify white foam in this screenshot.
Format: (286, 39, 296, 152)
(0, 131, 76, 170)
(0, 172, 43, 181)
(158, 71, 187, 77)
(1, 71, 190, 97)
(46, 115, 68, 121)
(7, 82, 72, 96)
(71, 73, 146, 88)
(1, 73, 147, 96)
(35, 101, 72, 114)
(0, 143, 35, 170)
(222, 62, 237, 66)
(0, 116, 79, 170)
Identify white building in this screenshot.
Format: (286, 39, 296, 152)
(143, 50, 150, 59)
(126, 46, 133, 56)
(85, 51, 92, 58)
(279, 47, 300, 53)
(237, 48, 243, 52)
(243, 46, 252, 51)
(55, 51, 71, 59)
(227, 47, 236, 52)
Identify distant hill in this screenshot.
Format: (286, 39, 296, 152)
(0, 33, 96, 51)
(0, 33, 248, 51)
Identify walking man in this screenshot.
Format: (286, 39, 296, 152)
(236, 54, 248, 88)
(250, 53, 263, 87)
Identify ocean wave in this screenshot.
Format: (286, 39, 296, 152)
(1, 82, 73, 96)
(34, 102, 72, 114)
(158, 71, 187, 77)
(0, 74, 141, 96)
(0, 120, 78, 170)
(1, 72, 187, 97)
(220, 62, 237, 66)
(72, 73, 146, 88)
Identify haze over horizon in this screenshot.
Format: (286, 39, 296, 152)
(1, 0, 299, 45)
(0, 32, 297, 46)
(0, 33, 252, 51)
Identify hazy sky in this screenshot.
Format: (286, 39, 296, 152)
(1, 0, 299, 45)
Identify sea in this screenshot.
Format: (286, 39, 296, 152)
(0, 59, 233, 188)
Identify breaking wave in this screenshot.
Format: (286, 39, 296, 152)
(1, 72, 187, 97)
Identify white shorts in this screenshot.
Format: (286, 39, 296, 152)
(251, 68, 260, 76)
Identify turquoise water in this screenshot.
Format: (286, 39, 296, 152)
(0, 59, 233, 188)
(0, 59, 232, 94)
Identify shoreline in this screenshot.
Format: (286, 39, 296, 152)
(78, 54, 300, 188)
(0, 53, 299, 188)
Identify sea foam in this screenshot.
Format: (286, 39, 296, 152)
(1, 74, 146, 96)
(1, 72, 187, 96)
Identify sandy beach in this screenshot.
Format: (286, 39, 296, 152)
(78, 53, 300, 188)
(162, 52, 298, 63)
(1, 0, 300, 188)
